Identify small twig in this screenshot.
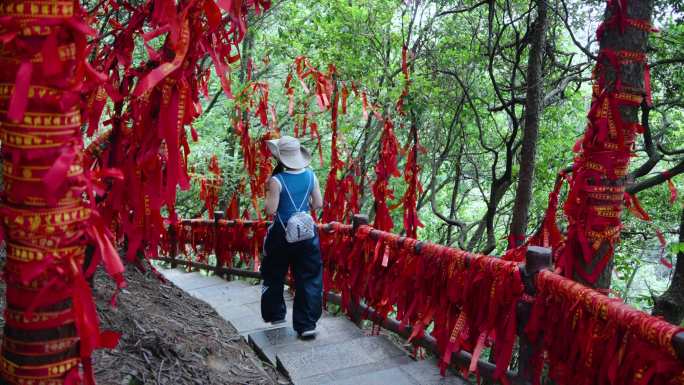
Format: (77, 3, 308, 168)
(157, 359, 165, 385)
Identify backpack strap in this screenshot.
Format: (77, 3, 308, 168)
(275, 171, 312, 229)
(276, 171, 312, 212)
(275, 174, 297, 210)
(300, 170, 313, 210)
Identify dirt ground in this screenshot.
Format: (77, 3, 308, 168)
(0, 264, 288, 385)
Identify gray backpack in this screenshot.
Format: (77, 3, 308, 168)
(276, 171, 315, 243)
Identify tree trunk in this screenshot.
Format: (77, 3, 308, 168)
(559, 0, 654, 289)
(239, 28, 255, 84)
(653, 208, 684, 325)
(509, 0, 548, 247)
(0, 2, 125, 384)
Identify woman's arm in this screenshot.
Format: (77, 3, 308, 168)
(310, 174, 323, 210)
(264, 177, 280, 216)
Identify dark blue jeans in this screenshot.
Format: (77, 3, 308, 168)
(260, 224, 323, 333)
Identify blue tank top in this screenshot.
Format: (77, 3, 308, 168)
(274, 169, 314, 225)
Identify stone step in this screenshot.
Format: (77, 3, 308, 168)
(288, 354, 471, 385)
(395, 359, 471, 385)
(275, 334, 408, 384)
(248, 315, 365, 365)
(157, 266, 472, 384)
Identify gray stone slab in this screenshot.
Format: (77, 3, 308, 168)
(161, 270, 202, 284)
(231, 314, 273, 333)
(316, 367, 418, 385)
(399, 359, 471, 385)
(193, 284, 250, 301)
(251, 327, 343, 365)
(193, 284, 261, 307)
(229, 311, 293, 337)
(186, 282, 234, 297)
(276, 335, 405, 381)
(214, 304, 255, 321)
(157, 267, 185, 278)
(244, 299, 295, 317)
(248, 316, 365, 364)
(314, 316, 363, 335)
(249, 326, 299, 362)
(294, 373, 335, 385)
(168, 273, 228, 291)
(319, 354, 414, 381)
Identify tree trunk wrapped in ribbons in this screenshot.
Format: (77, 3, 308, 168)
(0, 1, 125, 383)
(558, 0, 655, 289)
(0, 0, 270, 383)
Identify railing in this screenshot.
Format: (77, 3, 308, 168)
(153, 212, 684, 385)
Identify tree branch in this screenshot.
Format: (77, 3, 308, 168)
(627, 159, 684, 195)
(651, 57, 684, 68)
(628, 102, 662, 179)
(436, 0, 489, 17)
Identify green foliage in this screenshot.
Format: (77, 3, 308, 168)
(165, 0, 684, 310)
(669, 242, 684, 254)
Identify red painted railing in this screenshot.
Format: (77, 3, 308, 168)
(154, 213, 684, 385)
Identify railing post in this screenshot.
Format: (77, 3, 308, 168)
(350, 214, 369, 326)
(514, 246, 551, 384)
(169, 224, 178, 269)
(213, 211, 225, 278)
(352, 213, 369, 233)
(674, 333, 684, 361)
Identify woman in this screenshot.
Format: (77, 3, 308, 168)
(261, 135, 323, 339)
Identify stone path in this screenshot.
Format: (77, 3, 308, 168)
(159, 267, 470, 385)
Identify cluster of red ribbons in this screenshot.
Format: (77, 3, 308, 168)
(282, 54, 419, 231)
(228, 57, 349, 222)
(0, 1, 126, 384)
(401, 130, 424, 239)
(505, 1, 678, 274)
(321, 73, 361, 223)
(83, 0, 270, 265)
(520, 0, 655, 284)
(224, 187, 243, 220)
(372, 120, 401, 231)
(288, 56, 334, 116)
(320, 223, 684, 384)
(283, 57, 363, 223)
(526, 271, 684, 385)
(321, 73, 346, 223)
(230, 80, 277, 219)
(396, 43, 423, 238)
(83, 129, 113, 171)
(504, 171, 567, 263)
(396, 45, 410, 116)
(319, 224, 524, 382)
(162, 219, 269, 270)
(286, 57, 331, 160)
(0, 0, 268, 383)
(161, 216, 684, 384)
(198, 155, 223, 219)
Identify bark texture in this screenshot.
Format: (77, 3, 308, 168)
(653, 208, 684, 325)
(509, 0, 549, 246)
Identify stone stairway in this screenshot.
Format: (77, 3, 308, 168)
(159, 267, 470, 385)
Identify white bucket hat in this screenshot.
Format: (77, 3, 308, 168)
(266, 135, 311, 169)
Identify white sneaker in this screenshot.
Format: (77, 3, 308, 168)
(271, 319, 286, 325)
(299, 329, 317, 339)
